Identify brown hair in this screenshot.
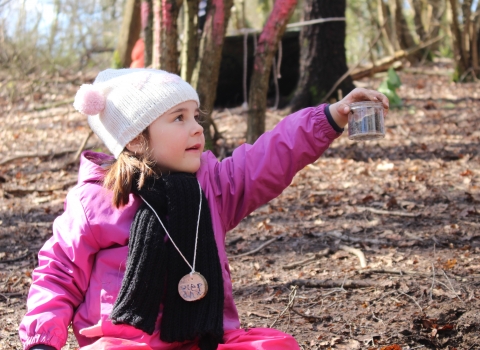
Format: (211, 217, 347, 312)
(103, 129, 157, 208)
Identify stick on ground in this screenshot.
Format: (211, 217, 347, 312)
(289, 279, 379, 289)
(282, 248, 330, 270)
(232, 234, 286, 259)
(339, 244, 367, 268)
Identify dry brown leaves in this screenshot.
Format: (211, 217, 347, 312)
(1, 61, 480, 349)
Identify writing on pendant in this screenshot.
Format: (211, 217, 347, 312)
(180, 282, 204, 299)
(178, 272, 208, 301)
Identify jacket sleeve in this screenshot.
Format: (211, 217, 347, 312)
(206, 104, 342, 232)
(19, 188, 101, 350)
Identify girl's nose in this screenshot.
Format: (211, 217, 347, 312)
(192, 119, 204, 135)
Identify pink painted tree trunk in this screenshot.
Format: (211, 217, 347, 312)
(191, 0, 234, 151)
(246, 0, 297, 143)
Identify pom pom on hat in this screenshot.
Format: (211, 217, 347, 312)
(73, 84, 106, 115)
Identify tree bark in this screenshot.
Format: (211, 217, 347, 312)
(394, 0, 417, 50)
(144, 0, 154, 67)
(460, 0, 472, 70)
(377, 0, 396, 55)
(428, 0, 446, 52)
(412, 0, 427, 41)
(181, 0, 200, 82)
(152, 0, 161, 68)
(191, 0, 234, 151)
(116, 0, 142, 68)
(289, 0, 354, 113)
(246, 0, 297, 144)
(449, 0, 469, 77)
(48, 0, 61, 55)
(163, 0, 183, 73)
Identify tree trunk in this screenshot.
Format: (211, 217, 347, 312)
(460, 0, 472, 70)
(246, 0, 297, 144)
(152, 0, 161, 68)
(289, 0, 354, 113)
(394, 0, 417, 50)
(116, 0, 142, 68)
(372, 0, 395, 55)
(161, 0, 182, 73)
(449, 0, 469, 78)
(387, 0, 401, 50)
(144, 0, 154, 67)
(428, 0, 446, 52)
(412, 0, 427, 41)
(191, 0, 234, 151)
(181, 0, 200, 82)
(48, 0, 61, 55)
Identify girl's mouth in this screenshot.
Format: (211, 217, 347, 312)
(186, 144, 201, 151)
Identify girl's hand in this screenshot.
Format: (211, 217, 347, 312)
(329, 88, 389, 129)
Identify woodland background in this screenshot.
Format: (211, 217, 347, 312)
(1, 0, 480, 349)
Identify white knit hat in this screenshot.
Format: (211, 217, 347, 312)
(73, 68, 200, 158)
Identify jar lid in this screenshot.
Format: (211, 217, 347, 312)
(349, 101, 383, 109)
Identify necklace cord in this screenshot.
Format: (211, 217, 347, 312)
(138, 181, 202, 274)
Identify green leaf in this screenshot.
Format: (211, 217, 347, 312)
(387, 67, 401, 89)
(378, 80, 402, 108)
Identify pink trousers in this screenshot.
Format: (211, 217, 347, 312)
(79, 328, 300, 350)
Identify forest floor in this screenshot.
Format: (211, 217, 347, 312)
(1, 60, 479, 350)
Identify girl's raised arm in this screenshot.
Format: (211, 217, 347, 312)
(201, 104, 342, 232)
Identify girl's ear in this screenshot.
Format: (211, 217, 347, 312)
(126, 135, 145, 154)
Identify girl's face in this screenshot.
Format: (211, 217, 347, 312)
(130, 100, 204, 173)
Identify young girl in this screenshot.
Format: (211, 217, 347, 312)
(19, 68, 388, 350)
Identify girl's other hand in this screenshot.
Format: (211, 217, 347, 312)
(328, 88, 389, 129)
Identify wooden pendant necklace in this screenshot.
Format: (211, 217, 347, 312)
(139, 181, 208, 302)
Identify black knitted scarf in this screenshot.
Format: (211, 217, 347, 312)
(110, 173, 224, 350)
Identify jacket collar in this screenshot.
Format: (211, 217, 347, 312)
(78, 151, 114, 184)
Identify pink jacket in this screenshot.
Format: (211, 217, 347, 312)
(19, 105, 341, 350)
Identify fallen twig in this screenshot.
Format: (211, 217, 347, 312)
(290, 306, 325, 321)
(4, 179, 78, 195)
(0, 251, 33, 264)
(430, 263, 435, 301)
(289, 279, 380, 289)
(232, 234, 285, 258)
(33, 98, 74, 111)
(0, 148, 80, 166)
(350, 35, 444, 80)
(0, 292, 25, 302)
(397, 291, 423, 314)
(442, 269, 464, 304)
(359, 268, 430, 277)
(227, 236, 244, 246)
(270, 285, 297, 328)
(69, 130, 94, 165)
(316, 230, 385, 245)
(282, 248, 330, 270)
(356, 206, 421, 218)
(246, 311, 271, 318)
(339, 244, 367, 268)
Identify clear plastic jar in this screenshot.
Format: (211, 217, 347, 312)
(348, 101, 385, 141)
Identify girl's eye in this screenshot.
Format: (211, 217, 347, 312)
(175, 115, 183, 122)
(194, 114, 200, 122)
